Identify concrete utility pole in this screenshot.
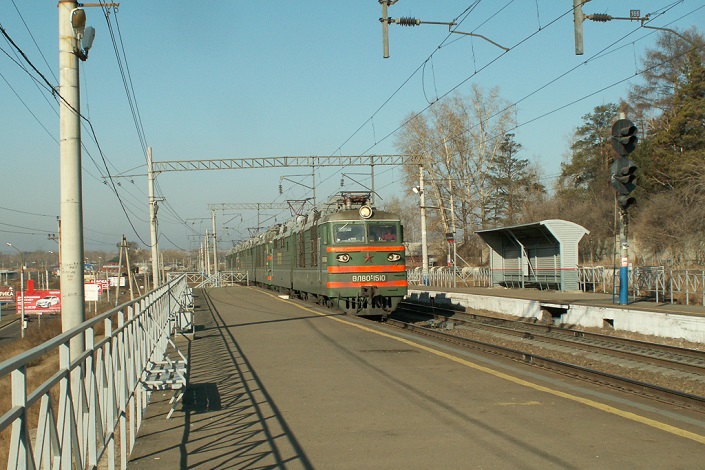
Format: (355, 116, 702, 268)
(148, 147, 160, 289)
(204, 230, 211, 277)
(415, 165, 429, 286)
(59, 0, 85, 356)
(211, 209, 218, 282)
(6, 243, 25, 338)
(448, 179, 457, 288)
(369, 156, 376, 206)
(573, 0, 584, 55)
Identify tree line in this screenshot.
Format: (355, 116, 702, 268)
(385, 27, 705, 268)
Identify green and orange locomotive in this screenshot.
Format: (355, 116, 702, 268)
(226, 192, 407, 317)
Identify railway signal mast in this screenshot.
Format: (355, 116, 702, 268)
(610, 118, 638, 305)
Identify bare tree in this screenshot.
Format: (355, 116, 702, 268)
(395, 86, 515, 263)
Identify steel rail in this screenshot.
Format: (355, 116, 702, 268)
(398, 301, 705, 374)
(385, 318, 705, 412)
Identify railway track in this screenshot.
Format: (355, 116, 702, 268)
(386, 300, 705, 412)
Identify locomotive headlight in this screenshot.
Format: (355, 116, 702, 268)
(387, 253, 402, 262)
(359, 205, 373, 219)
(336, 253, 351, 263)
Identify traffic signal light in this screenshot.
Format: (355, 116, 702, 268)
(610, 119, 638, 211)
(610, 156, 637, 210)
(611, 119, 638, 155)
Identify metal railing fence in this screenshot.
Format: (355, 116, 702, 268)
(578, 266, 705, 305)
(0, 274, 189, 469)
(407, 267, 492, 288)
(171, 271, 249, 288)
(176, 267, 705, 306)
(408, 265, 705, 306)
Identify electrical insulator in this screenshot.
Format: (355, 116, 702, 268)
(591, 13, 612, 22)
(396, 17, 421, 27)
(279, 184, 282, 194)
(340, 178, 344, 187)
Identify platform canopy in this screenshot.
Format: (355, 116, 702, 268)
(475, 219, 589, 291)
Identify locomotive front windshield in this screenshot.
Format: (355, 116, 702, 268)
(367, 223, 398, 242)
(333, 223, 365, 243)
(333, 222, 399, 243)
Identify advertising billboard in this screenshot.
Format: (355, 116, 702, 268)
(16, 289, 62, 314)
(0, 286, 14, 303)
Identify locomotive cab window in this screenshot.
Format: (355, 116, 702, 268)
(368, 223, 398, 242)
(334, 223, 364, 243)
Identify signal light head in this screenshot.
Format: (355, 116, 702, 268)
(610, 155, 638, 210)
(617, 195, 636, 210)
(611, 119, 638, 155)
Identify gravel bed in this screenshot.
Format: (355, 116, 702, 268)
(411, 316, 705, 398)
(459, 326, 705, 397)
(462, 307, 705, 352)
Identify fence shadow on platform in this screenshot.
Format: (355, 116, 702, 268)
(181, 289, 313, 468)
(128, 288, 313, 469)
(182, 383, 222, 413)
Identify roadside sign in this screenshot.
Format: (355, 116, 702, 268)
(96, 279, 110, 292)
(85, 283, 100, 302)
(0, 286, 14, 303)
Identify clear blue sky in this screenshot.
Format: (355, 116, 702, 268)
(1, 1, 703, 255)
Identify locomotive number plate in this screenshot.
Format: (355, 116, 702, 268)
(351, 274, 387, 282)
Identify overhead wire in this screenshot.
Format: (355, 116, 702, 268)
(429, 2, 704, 169)
(398, 3, 704, 211)
(311, 1, 697, 215)
(98, 1, 148, 158)
(356, 1, 695, 161)
(97, 1, 199, 244)
(0, 69, 57, 143)
(0, 5, 196, 251)
(3, 3, 699, 249)
(93, 5, 202, 246)
(0, 9, 155, 247)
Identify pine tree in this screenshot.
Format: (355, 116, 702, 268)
(487, 134, 539, 225)
(645, 50, 705, 201)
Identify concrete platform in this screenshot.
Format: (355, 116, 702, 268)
(408, 286, 705, 343)
(128, 285, 705, 469)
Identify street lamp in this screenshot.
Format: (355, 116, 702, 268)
(6, 243, 25, 337)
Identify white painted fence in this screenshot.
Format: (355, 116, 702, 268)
(0, 274, 189, 469)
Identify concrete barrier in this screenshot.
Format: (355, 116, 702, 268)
(408, 289, 705, 343)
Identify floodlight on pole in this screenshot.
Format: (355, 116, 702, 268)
(70, 7, 95, 61)
(83, 26, 95, 51)
(70, 8, 86, 34)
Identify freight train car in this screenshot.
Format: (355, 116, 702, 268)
(226, 193, 407, 316)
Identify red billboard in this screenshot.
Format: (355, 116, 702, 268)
(0, 286, 14, 303)
(16, 289, 62, 314)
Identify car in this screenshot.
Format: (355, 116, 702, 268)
(36, 295, 60, 308)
